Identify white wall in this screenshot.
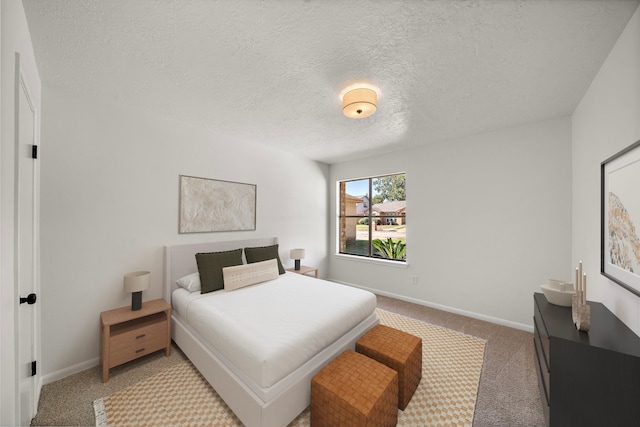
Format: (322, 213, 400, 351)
(33, 0, 640, 387)
(39, 85, 329, 381)
(1, 0, 41, 423)
(329, 117, 572, 329)
(572, 6, 640, 335)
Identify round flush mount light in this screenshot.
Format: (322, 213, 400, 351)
(340, 83, 380, 119)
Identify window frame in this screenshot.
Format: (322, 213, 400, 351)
(337, 173, 406, 263)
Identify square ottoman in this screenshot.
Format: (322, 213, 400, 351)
(356, 324, 422, 410)
(311, 349, 398, 427)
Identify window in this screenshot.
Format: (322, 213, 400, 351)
(338, 173, 406, 262)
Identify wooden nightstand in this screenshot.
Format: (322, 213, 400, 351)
(100, 298, 171, 382)
(286, 265, 318, 278)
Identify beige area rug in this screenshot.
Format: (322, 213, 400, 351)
(93, 309, 486, 427)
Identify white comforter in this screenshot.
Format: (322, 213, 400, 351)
(172, 272, 377, 389)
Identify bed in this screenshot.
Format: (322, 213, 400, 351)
(163, 237, 379, 427)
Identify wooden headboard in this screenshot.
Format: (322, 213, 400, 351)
(163, 237, 278, 304)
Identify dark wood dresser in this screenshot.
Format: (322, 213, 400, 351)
(533, 293, 640, 426)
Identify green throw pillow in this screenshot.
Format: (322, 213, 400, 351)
(196, 249, 243, 294)
(244, 244, 285, 275)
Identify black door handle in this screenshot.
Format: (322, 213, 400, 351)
(19, 293, 36, 305)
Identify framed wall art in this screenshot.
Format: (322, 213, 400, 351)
(601, 139, 640, 296)
(179, 175, 256, 233)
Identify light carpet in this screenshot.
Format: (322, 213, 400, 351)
(94, 309, 486, 427)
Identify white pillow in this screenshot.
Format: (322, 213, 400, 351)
(223, 259, 279, 292)
(176, 272, 201, 292)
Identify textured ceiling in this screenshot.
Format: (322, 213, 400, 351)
(22, 0, 639, 164)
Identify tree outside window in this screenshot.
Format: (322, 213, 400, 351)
(338, 173, 406, 261)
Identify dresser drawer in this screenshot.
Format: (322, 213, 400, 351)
(534, 298, 549, 335)
(534, 303, 550, 365)
(534, 340, 550, 426)
(534, 334, 550, 405)
(533, 314, 550, 372)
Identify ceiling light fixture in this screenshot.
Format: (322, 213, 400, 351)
(340, 83, 379, 119)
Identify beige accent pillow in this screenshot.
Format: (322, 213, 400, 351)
(222, 258, 279, 291)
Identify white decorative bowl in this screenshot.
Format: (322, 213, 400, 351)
(540, 280, 574, 307)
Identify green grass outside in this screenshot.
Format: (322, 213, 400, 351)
(356, 224, 406, 231)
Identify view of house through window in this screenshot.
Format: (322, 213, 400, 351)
(338, 173, 406, 261)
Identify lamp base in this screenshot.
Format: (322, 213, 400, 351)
(131, 291, 142, 311)
(294, 259, 301, 270)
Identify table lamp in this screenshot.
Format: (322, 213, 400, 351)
(290, 248, 305, 271)
(123, 271, 150, 311)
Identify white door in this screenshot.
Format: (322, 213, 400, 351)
(15, 54, 39, 426)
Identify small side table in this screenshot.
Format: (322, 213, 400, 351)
(286, 265, 318, 278)
(100, 298, 171, 382)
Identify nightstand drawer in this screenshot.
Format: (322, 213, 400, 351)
(110, 334, 167, 367)
(110, 320, 166, 354)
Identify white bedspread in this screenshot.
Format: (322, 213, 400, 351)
(172, 272, 376, 389)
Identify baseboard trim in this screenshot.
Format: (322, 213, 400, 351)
(41, 357, 99, 386)
(331, 278, 534, 333)
(41, 284, 533, 386)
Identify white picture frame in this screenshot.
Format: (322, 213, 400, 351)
(179, 175, 256, 233)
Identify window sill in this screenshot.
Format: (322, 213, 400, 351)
(334, 253, 408, 268)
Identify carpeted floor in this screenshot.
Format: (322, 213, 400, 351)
(31, 295, 546, 426)
(93, 309, 486, 427)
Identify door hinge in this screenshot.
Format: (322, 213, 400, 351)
(31, 145, 38, 159)
(31, 361, 37, 377)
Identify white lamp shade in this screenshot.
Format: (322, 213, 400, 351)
(290, 248, 306, 260)
(342, 87, 377, 118)
(123, 271, 150, 293)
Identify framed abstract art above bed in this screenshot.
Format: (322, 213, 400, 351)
(601, 139, 640, 297)
(178, 175, 256, 233)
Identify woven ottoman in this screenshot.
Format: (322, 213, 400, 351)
(356, 324, 422, 410)
(311, 349, 398, 427)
